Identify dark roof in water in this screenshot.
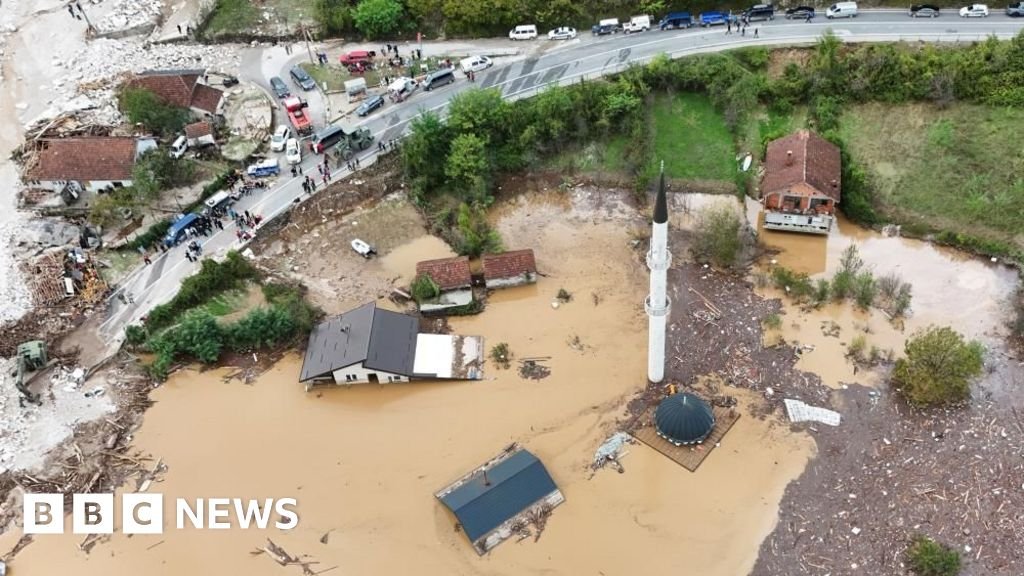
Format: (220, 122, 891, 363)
(653, 168, 668, 224)
(299, 302, 417, 381)
(655, 393, 716, 445)
(440, 450, 559, 543)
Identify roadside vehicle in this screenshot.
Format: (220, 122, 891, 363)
(386, 76, 418, 102)
(785, 6, 816, 18)
(460, 55, 493, 72)
(289, 66, 316, 91)
(826, 1, 859, 18)
(163, 213, 200, 247)
(959, 3, 988, 16)
(1008, 1, 1024, 16)
(547, 26, 577, 39)
(744, 4, 775, 21)
(203, 190, 233, 212)
(283, 96, 313, 136)
(422, 68, 456, 91)
(246, 158, 280, 178)
(659, 12, 694, 28)
(356, 94, 385, 117)
(310, 125, 374, 157)
(310, 125, 346, 154)
(285, 138, 302, 165)
(591, 23, 617, 35)
(509, 24, 538, 40)
(169, 135, 188, 159)
(339, 50, 375, 65)
(270, 125, 291, 152)
(699, 11, 730, 26)
(269, 76, 290, 99)
(623, 15, 651, 33)
(909, 4, 941, 16)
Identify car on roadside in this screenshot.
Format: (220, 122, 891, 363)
(459, 55, 492, 73)
(699, 11, 731, 26)
(270, 125, 291, 152)
(591, 23, 617, 35)
(743, 4, 775, 21)
(1008, 1, 1024, 16)
(339, 50, 375, 65)
(289, 65, 317, 91)
(785, 5, 816, 18)
(285, 138, 302, 165)
(246, 158, 280, 178)
(356, 94, 385, 117)
(959, 3, 989, 16)
(269, 76, 290, 99)
(548, 26, 577, 40)
(910, 4, 941, 16)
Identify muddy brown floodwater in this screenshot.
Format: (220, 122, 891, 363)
(0, 188, 816, 576)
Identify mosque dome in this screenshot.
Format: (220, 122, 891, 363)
(654, 393, 715, 446)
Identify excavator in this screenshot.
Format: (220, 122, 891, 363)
(12, 340, 46, 405)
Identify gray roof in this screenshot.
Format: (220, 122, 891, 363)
(299, 302, 418, 381)
(439, 450, 559, 543)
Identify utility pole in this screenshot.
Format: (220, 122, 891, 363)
(301, 24, 315, 65)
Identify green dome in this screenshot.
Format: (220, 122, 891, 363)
(654, 393, 715, 446)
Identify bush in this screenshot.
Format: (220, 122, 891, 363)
(812, 278, 831, 306)
(691, 206, 743, 268)
(119, 88, 190, 136)
(226, 306, 298, 352)
(261, 282, 320, 334)
(907, 535, 962, 576)
(454, 203, 502, 257)
(314, 0, 353, 35)
(411, 273, 440, 303)
(489, 342, 512, 369)
(848, 334, 867, 361)
(878, 272, 914, 317)
(853, 271, 877, 310)
(771, 266, 814, 302)
(145, 252, 258, 331)
(763, 313, 782, 330)
(124, 324, 149, 348)
(353, 0, 404, 39)
(892, 326, 984, 407)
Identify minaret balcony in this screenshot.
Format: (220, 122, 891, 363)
(646, 249, 672, 271)
(644, 295, 671, 317)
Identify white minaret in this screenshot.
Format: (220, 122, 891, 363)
(645, 163, 671, 383)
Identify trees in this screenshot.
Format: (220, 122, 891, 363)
(353, 0, 404, 39)
(691, 206, 743, 269)
(403, 112, 451, 203)
(892, 326, 984, 407)
(314, 0, 353, 35)
(455, 203, 502, 257)
(446, 133, 490, 203)
(119, 88, 189, 136)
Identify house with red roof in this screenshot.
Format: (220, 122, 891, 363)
(761, 130, 841, 235)
(124, 69, 225, 118)
(482, 249, 537, 289)
(24, 136, 158, 196)
(415, 256, 474, 314)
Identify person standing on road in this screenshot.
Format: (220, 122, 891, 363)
(754, 27, 759, 37)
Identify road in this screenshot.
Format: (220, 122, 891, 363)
(95, 11, 1024, 354)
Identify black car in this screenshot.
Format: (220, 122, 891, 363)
(290, 66, 317, 91)
(744, 3, 775, 21)
(269, 76, 290, 99)
(356, 95, 385, 117)
(785, 5, 816, 18)
(909, 3, 940, 16)
(591, 24, 616, 35)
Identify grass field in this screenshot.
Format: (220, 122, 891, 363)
(202, 0, 260, 37)
(202, 0, 315, 38)
(650, 93, 736, 182)
(840, 103, 1024, 243)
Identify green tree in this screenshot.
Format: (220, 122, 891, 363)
(168, 310, 224, 364)
(907, 535, 961, 576)
(446, 133, 490, 203)
(353, 0, 404, 39)
(446, 89, 508, 140)
(455, 203, 502, 257)
(314, 0, 353, 35)
(119, 88, 189, 136)
(892, 326, 984, 407)
(410, 274, 440, 303)
(402, 112, 451, 202)
(691, 206, 743, 268)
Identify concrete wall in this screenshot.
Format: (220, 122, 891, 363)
(37, 179, 131, 194)
(331, 362, 408, 385)
(485, 272, 537, 289)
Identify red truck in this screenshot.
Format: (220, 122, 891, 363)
(283, 96, 313, 136)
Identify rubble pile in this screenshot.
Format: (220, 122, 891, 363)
(95, 0, 164, 34)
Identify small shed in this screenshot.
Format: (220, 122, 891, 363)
(436, 446, 564, 555)
(184, 121, 216, 148)
(415, 256, 473, 314)
(344, 77, 367, 102)
(482, 249, 537, 289)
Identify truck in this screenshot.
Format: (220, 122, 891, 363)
(592, 17, 621, 35)
(623, 15, 651, 33)
(326, 127, 375, 160)
(283, 96, 313, 136)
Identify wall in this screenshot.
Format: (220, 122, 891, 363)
(37, 179, 131, 194)
(331, 362, 408, 385)
(485, 272, 536, 289)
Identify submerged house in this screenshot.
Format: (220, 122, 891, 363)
(415, 256, 473, 313)
(761, 130, 841, 235)
(435, 445, 564, 555)
(299, 301, 484, 389)
(482, 249, 537, 289)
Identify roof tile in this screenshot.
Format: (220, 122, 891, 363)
(190, 84, 224, 114)
(482, 250, 537, 281)
(762, 130, 842, 202)
(29, 137, 139, 182)
(416, 256, 472, 290)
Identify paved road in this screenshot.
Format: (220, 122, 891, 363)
(96, 11, 1024, 352)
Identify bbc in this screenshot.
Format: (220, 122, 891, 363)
(24, 493, 163, 535)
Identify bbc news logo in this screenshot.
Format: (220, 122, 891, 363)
(24, 494, 299, 534)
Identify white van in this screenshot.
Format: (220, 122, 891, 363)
(509, 24, 538, 40)
(169, 135, 188, 159)
(460, 55, 493, 73)
(826, 1, 858, 18)
(623, 15, 651, 33)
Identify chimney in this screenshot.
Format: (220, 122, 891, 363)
(831, 179, 838, 188)
(786, 150, 793, 166)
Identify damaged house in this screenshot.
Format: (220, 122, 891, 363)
(415, 256, 473, 313)
(124, 69, 225, 118)
(483, 249, 537, 289)
(23, 136, 157, 200)
(761, 130, 842, 235)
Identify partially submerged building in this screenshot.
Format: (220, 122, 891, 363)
(436, 445, 564, 555)
(299, 302, 484, 389)
(482, 249, 537, 289)
(24, 136, 158, 198)
(761, 130, 841, 235)
(415, 256, 473, 313)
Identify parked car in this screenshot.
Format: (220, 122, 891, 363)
(246, 158, 280, 178)
(910, 4, 941, 16)
(339, 50, 375, 65)
(422, 68, 456, 91)
(623, 15, 651, 33)
(659, 11, 694, 29)
(699, 11, 730, 26)
(285, 138, 302, 165)
(548, 26, 577, 40)
(744, 4, 775, 21)
(269, 76, 290, 99)
(509, 24, 538, 40)
(1008, 1, 1024, 16)
(270, 125, 291, 152)
(959, 3, 988, 16)
(785, 6, 816, 18)
(459, 55, 493, 73)
(591, 23, 617, 35)
(826, 1, 859, 18)
(356, 94, 385, 117)
(310, 125, 346, 154)
(289, 66, 316, 91)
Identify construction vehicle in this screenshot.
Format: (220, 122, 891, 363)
(13, 340, 47, 405)
(327, 127, 374, 161)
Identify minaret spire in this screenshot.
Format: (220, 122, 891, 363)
(645, 162, 672, 383)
